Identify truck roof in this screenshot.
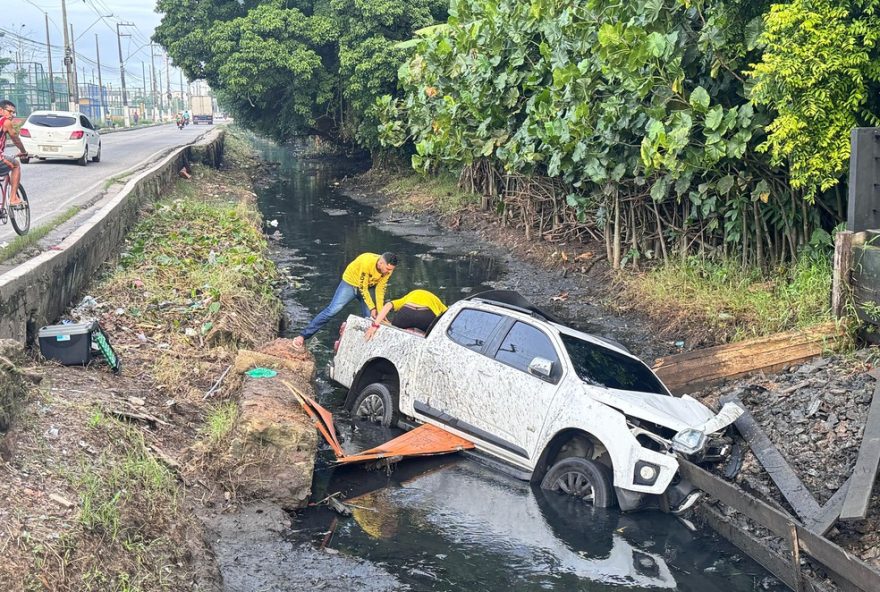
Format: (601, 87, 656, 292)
(465, 290, 560, 323)
(465, 289, 631, 356)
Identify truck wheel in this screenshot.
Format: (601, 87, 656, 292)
(540, 457, 616, 508)
(351, 382, 397, 427)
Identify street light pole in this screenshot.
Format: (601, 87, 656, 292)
(45, 12, 56, 108)
(150, 43, 158, 121)
(165, 53, 172, 119)
(95, 34, 105, 123)
(115, 22, 134, 126)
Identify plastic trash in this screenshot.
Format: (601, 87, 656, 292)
(246, 367, 277, 378)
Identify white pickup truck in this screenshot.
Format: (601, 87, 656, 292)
(328, 291, 742, 512)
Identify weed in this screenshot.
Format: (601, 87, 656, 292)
(87, 408, 105, 428)
(619, 252, 834, 342)
(76, 421, 178, 541)
(203, 401, 239, 446)
(384, 172, 480, 215)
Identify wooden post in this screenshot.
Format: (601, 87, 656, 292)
(832, 230, 854, 319)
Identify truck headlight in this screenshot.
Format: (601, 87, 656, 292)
(672, 428, 706, 455)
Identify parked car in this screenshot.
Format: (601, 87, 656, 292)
(19, 110, 102, 166)
(329, 290, 742, 513)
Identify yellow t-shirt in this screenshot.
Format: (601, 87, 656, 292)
(391, 290, 447, 316)
(341, 253, 392, 311)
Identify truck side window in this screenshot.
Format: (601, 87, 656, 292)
(494, 322, 560, 381)
(447, 309, 503, 352)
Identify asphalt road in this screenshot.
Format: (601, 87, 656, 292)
(0, 123, 214, 243)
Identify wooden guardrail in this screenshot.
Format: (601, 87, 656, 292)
(681, 461, 880, 592)
(653, 323, 843, 394)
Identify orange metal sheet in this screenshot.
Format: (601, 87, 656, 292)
(286, 381, 474, 466)
(285, 381, 345, 458)
(336, 423, 475, 465)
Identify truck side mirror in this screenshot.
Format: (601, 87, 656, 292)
(528, 357, 553, 378)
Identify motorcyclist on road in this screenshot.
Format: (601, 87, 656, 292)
(0, 100, 27, 206)
(176, 113, 185, 130)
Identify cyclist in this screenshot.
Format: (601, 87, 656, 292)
(0, 100, 27, 206)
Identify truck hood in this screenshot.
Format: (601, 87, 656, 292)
(588, 387, 724, 434)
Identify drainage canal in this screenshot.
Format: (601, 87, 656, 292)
(250, 139, 785, 592)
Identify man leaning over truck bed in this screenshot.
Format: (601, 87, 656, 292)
(293, 252, 398, 349)
(365, 289, 447, 341)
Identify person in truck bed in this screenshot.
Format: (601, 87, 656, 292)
(293, 251, 398, 348)
(365, 289, 447, 341)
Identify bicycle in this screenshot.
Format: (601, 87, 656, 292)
(0, 154, 30, 235)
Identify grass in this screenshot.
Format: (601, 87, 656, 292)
(619, 253, 835, 343)
(383, 171, 480, 215)
(78, 421, 178, 541)
(103, 173, 134, 190)
(202, 401, 239, 446)
(0, 205, 80, 263)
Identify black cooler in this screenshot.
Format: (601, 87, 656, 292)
(38, 321, 120, 372)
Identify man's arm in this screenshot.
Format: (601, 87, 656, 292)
(374, 273, 390, 311)
(365, 302, 395, 341)
(360, 273, 377, 313)
(3, 120, 26, 154)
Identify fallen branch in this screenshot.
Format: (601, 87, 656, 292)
(148, 443, 181, 471)
(107, 408, 170, 427)
(203, 364, 233, 400)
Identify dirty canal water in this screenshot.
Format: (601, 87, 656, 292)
(239, 139, 786, 592)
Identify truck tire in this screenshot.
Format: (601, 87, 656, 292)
(540, 457, 616, 508)
(350, 382, 398, 427)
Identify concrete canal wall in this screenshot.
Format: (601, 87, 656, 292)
(0, 128, 226, 344)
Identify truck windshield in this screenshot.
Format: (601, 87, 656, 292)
(560, 334, 668, 395)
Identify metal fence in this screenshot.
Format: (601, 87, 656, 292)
(1, 62, 190, 125)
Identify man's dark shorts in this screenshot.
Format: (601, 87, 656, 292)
(392, 306, 437, 333)
(0, 159, 11, 177)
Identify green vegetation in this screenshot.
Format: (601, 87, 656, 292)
(620, 251, 833, 342)
(78, 423, 177, 541)
(383, 171, 480, 214)
(0, 206, 80, 263)
(155, 0, 880, 271)
(203, 401, 239, 446)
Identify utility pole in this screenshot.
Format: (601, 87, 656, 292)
(150, 43, 159, 121)
(60, 0, 75, 111)
(70, 24, 79, 105)
(165, 53, 172, 119)
(156, 50, 165, 119)
(115, 22, 135, 126)
(45, 12, 56, 108)
(95, 34, 105, 123)
(178, 68, 185, 113)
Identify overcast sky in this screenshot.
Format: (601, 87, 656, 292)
(10, 0, 184, 89)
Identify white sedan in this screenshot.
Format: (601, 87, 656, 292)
(19, 110, 102, 166)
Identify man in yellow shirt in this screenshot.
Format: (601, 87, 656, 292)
(293, 252, 398, 348)
(365, 289, 447, 340)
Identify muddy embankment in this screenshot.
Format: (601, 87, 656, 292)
(0, 129, 320, 591)
(340, 167, 880, 589)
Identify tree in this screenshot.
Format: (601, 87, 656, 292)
(153, 0, 446, 145)
(747, 0, 880, 199)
